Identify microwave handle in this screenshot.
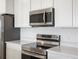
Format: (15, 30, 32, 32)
(43, 11, 46, 23)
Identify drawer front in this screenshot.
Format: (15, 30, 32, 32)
(48, 52, 77, 59)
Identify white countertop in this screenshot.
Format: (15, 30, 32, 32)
(6, 40, 36, 45)
(47, 46, 78, 57)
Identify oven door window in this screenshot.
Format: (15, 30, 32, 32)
(30, 13, 44, 23)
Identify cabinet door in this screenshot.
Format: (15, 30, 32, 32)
(73, 0, 78, 27)
(48, 52, 77, 59)
(6, 43, 21, 59)
(14, 0, 30, 27)
(6, 0, 14, 14)
(42, 0, 54, 9)
(30, 0, 42, 11)
(54, 0, 73, 27)
(0, 0, 6, 14)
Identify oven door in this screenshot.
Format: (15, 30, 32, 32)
(22, 50, 46, 59)
(22, 53, 40, 59)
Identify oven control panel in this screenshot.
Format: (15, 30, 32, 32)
(37, 34, 61, 46)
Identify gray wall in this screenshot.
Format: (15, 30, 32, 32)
(21, 27, 78, 48)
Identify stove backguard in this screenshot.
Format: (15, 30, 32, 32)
(36, 34, 61, 46)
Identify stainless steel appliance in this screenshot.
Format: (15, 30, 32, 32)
(22, 34, 60, 59)
(0, 14, 20, 59)
(30, 8, 55, 26)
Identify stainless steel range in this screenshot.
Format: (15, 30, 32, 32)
(22, 34, 61, 59)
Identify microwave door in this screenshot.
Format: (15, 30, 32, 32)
(30, 13, 45, 25)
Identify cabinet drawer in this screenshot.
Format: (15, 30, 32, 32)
(48, 51, 77, 59)
(49, 54, 77, 59)
(6, 43, 21, 59)
(6, 43, 21, 51)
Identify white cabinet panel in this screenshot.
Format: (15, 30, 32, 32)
(31, 0, 53, 11)
(54, 0, 73, 27)
(30, 0, 42, 11)
(42, 0, 54, 9)
(73, 0, 78, 27)
(14, 0, 30, 27)
(6, 0, 14, 14)
(6, 43, 21, 59)
(48, 52, 77, 59)
(0, 0, 6, 14)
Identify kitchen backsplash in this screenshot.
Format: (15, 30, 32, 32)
(21, 27, 78, 48)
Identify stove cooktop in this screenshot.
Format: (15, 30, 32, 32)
(22, 42, 58, 55)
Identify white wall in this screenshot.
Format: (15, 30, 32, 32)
(21, 27, 78, 48)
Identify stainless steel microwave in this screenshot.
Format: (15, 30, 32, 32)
(30, 8, 55, 26)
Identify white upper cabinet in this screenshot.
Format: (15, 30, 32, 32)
(54, 0, 73, 27)
(14, 0, 77, 27)
(30, 0, 54, 11)
(54, 0, 78, 27)
(14, 0, 30, 27)
(0, 0, 6, 14)
(42, 0, 54, 9)
(73, 0, 78, 27)
(6, 0, 14, 14)
(30, 0, 42, 11)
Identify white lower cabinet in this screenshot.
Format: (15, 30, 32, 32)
(6, 43, 21, 59)
(48, 52, 77, 59)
